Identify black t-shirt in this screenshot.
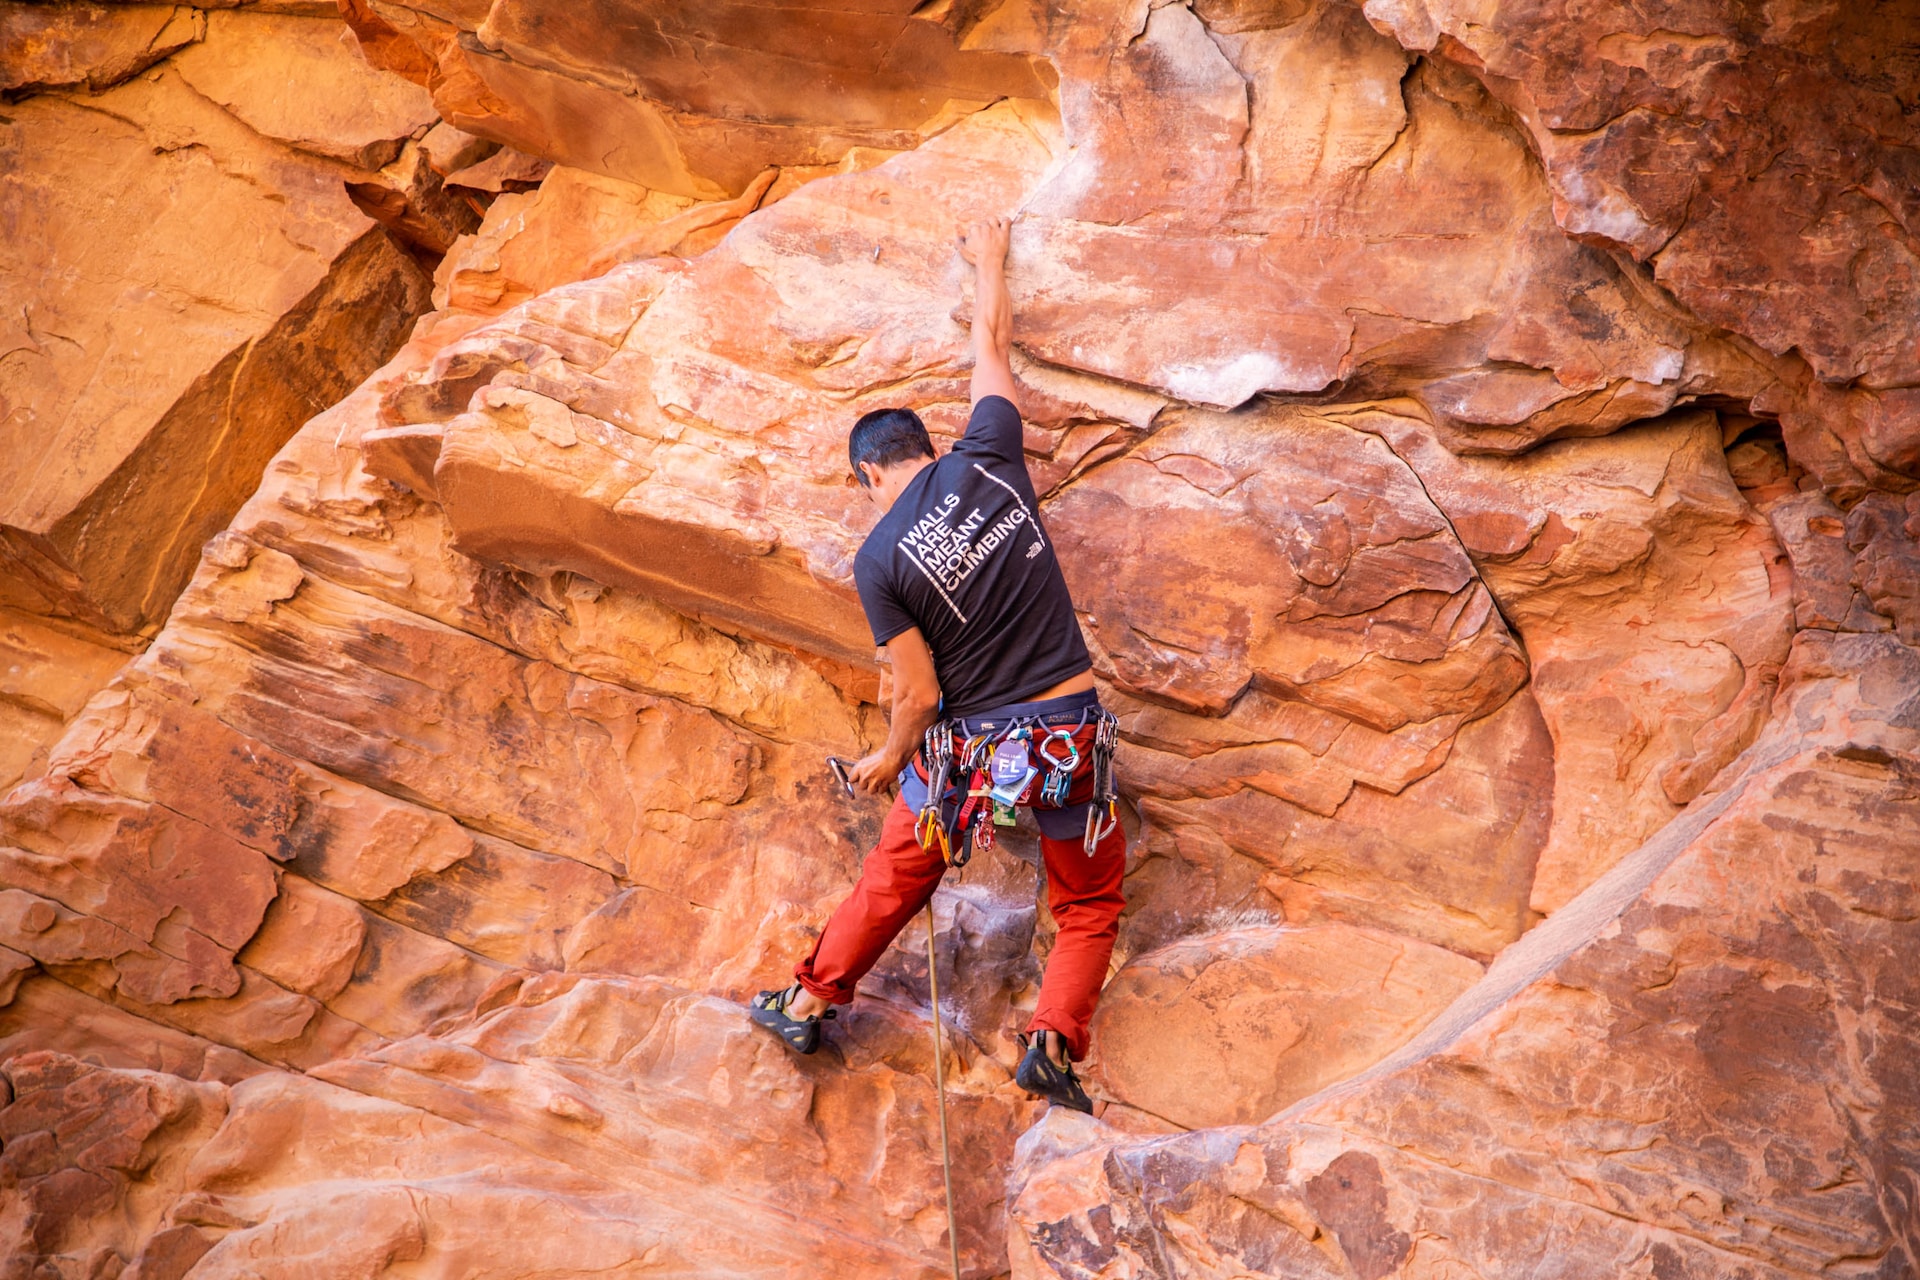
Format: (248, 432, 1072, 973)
(853, 396, 1091, 718)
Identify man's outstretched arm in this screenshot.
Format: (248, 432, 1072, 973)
(848, 626, 942, 795)
(959, 216, 1019, 409)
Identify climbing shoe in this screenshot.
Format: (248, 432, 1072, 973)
(749, 984, 835, 1055)
(1016, 1032, 1093, 1114)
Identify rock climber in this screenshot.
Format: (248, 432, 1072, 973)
(749, 215, 1127, 1114)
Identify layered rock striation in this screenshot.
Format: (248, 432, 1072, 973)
(1, 1, 1916, 1277)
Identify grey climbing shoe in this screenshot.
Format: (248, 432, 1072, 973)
(1016, 1032, 1093, 1114)
(749, 984, 835, 1055)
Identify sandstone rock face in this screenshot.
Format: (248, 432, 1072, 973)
(0, 2, 456, 793)
(0, 612, 129, 794)
(0, 2, 204, 96)
(1009, 633, 1920, 1279)
(343, 0, 1057, 197)
(1083, 923, 1484, 1131)
(3, 1, 1918, 1277)
(0, 8, 440, 643)
(1362, 0, 1920, 389)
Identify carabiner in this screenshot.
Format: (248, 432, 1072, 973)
(916, 806, 950, 861)
(1036, 726, 1081, 772)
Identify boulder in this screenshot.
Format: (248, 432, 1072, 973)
(1009, 632, 1920, 1279)
(1086, 922, 1484, 1130)
(0, 18, 434, 640)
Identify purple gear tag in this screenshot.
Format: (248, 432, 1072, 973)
(990, 739, 1030, 788)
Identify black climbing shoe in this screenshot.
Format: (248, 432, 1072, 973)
(1016, 1032, 1093, 1114)
(749, 984, 835, 1055)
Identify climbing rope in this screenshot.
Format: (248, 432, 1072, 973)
(923, 901, 961, 1280)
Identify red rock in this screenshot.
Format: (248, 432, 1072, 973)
(1360, 407, 1796, 912)
(353, 0, 1055, 197)
(1361, 0, 1920, 390)
(0, 17, 434, 640)
(1004, 1, 1719, 449)
(1086, 922, 1483, 1129)
(0, 2, 203, 95)
(0, 611, 128, 792)
(440, 144, 551, 195)
(169, 10, 437, 168)
(0, 1052, 226, 1263)
(1009, 632, 1920, 1279)
(434, 166, 778, 318)
(343, 139, 484, 256)
(4, 1, 1920, 1274)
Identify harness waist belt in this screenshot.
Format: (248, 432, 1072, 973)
(953, 687, 1102, 737)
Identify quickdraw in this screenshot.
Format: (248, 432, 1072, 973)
(1082, 709, 1121, 855)
(916, 723, 961, 866)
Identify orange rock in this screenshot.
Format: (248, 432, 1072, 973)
(4, 0, 1919, 1273)
(1008, 2, 1710, 447)
(0, 1053, 227, 1263)
(1363, 0, 1920, 389)
(1086, 922, 1483, 1129)
(1010, 632, 1920, 1278)
(1360, 407, 1796, 912)
(169, 10, 437, 169)
(0, 610, 128, 792)
(0, 17, 434, 639)
(433, 167, 784, 318)
(0, 2, 203, 95)
(356, 0, 1055, 196)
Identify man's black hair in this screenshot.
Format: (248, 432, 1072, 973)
(849, 408, 935, 485)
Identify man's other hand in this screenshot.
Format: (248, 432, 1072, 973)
(846, 751, 898, 796)
(957, 215, 1011, 267)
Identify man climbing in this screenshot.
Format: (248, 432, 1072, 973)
(749, 215, 1126, 1114)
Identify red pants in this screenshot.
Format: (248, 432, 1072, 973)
(795, 794, 1126, 1061)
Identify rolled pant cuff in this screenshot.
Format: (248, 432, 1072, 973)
(792, 970, 857, 1005)
(1025, 1016, 1090, 1063)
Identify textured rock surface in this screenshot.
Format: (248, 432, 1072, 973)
(2, 0, 1918, 1277)
(0, 8, 440, 644)
(1008, 632, 1920, 1279)
(342, 0, 1056, 198)
(0, 611, 129, 794)
(1362, 0, 1920, 389)
(1083, 923, 1484, 1131)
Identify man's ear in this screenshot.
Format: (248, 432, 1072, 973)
(857, 460, 879, 489)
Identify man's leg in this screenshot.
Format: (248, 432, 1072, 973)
(791, 794, 946, 1016)
(1028, 819, 1127, 1062)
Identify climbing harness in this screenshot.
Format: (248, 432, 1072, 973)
(913, 704, 1121, 863)
(923, 902, 962, 1280)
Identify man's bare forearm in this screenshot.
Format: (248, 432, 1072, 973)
(961, 216, 1019, 407)
(974, 250, 1011, 364)
(876, 688, 941, 778)
(849, 627, 943, 794)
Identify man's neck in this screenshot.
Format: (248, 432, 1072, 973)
(871, 456, 935, 513)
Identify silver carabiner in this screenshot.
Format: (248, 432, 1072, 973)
(1036, 726, 1080, 772)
